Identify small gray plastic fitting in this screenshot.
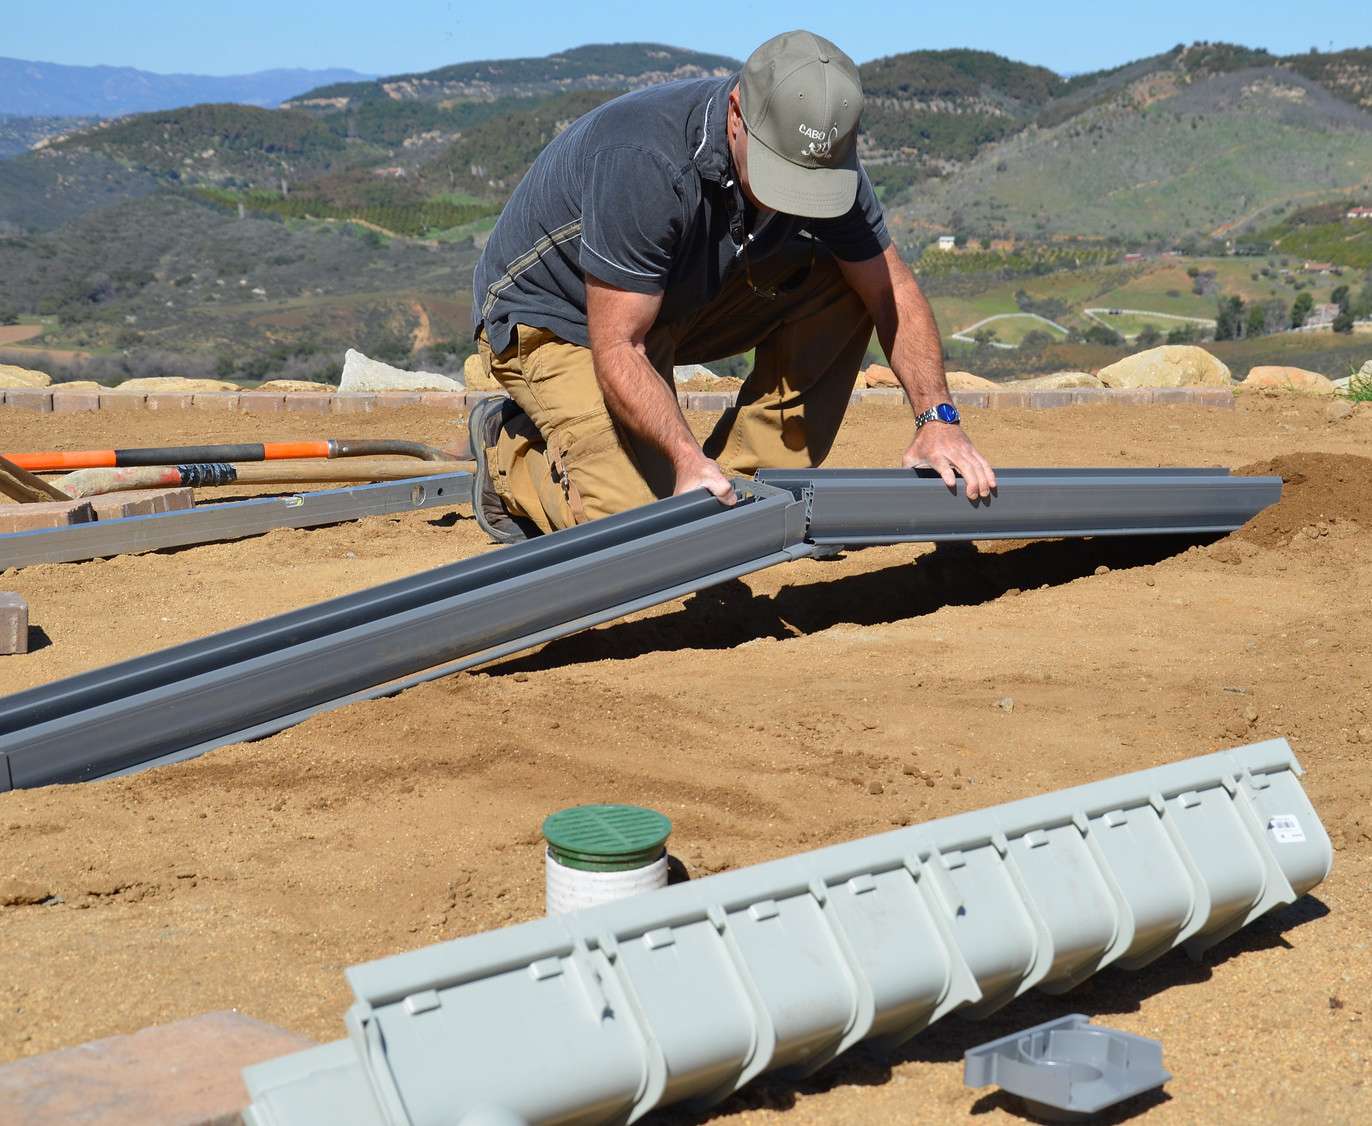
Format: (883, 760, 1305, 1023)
(964, 1014, 1170, 1121)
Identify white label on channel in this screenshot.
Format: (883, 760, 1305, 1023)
(1269, 814, 1306, 844)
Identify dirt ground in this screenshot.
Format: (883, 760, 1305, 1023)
(1, 397, 1370, 1124)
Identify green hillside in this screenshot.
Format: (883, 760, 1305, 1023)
(1253, 201, 1372, 268)
(1285, 48, 1372, 111)
(4, 38, 1372, 386)
(0, 114, 99, 158)
(893, 66, 1372, 242)
(0, 149, 162, 233)
(0, 192, 478, 377)
(856, 50, 1066, 196)
(294, 43, 739, 104)
(422, 90, 621, 197)
(49, 103, 364, 189)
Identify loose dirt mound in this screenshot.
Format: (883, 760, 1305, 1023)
(1235, 452, 1372, 549)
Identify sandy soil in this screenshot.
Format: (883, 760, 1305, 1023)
(1, 398, 1370, 1123)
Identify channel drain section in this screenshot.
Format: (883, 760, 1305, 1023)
(0, 472, 475, 569)
(757, 466, 1281, 544)
(0, 466, 1281, 790)
(241, 738, 1331, 1126)
(0, 481, 808, 790)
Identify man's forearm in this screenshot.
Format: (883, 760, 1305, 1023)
(878, 276, 952, 412)
(593, 342, 702, 470)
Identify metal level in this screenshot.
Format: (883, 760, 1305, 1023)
(0, 472, 474, 569)
(0, 466, 1280, 789)
(757, 467, 1281, 544)
(241, 739, 1330, 1126)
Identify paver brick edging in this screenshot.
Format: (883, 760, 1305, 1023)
(1, 387, 1238, 414)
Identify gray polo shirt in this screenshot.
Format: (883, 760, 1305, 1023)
(472, 75, 890, 354)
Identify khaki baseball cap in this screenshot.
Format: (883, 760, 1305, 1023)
(739, 30, 863, 219)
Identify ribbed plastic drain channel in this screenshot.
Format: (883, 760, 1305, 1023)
(0, 467, 1279, 790)
(242, 739, 1329, 1126)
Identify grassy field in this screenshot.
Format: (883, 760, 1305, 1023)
(951, 313, 1069, 344)
(1088, 311, 1211, 337)
(924, 254, 1360, 348)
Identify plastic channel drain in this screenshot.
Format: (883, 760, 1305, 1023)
(0, 480, 806, 790)
(755, 466, 1283, 544)
(241, 738, 1330, 1126)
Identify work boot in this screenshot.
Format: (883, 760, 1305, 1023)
(468, 396, 539, 544)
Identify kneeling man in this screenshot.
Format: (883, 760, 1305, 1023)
(468, 29, 995, 541)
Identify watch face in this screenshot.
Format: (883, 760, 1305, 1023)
(935, 402, 960, 424)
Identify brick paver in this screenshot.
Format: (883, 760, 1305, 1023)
(85, 488, 194, 520)
(0, 499, 97, 533)
(0, 1010, 314, 1125)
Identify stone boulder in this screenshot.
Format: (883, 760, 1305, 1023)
(1013, 371, 1103, 390)
(946, 370, 1000, 392)
(256, 379, 334, 392)
(0, 363, 52, 389)
(1098, 345, 1231, 389)
(341, 348, 464, 393)
(862, 363, 900, 388)
(50, 380, 108, 392)
(462, 352, 500, 392)
(1241, 366, 1337, 396)
(116, 377, 240, 392)
(672, 363, 714, 384)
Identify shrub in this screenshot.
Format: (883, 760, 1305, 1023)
(1348, 364, 1372, 402)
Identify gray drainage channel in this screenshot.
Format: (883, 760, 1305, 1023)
(0, 467, 1279, 790)
(241, 738, 1330, 1126)
(0, 471, 475, 569)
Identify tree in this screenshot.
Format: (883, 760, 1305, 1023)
(1215, 295, 1245, 340)
(1135, 324, 1164, 348)
(1084, 324, 1123, 346)
(1246, 305, 1267, 338)
(1333, 308, 1354, 334)
(1291, 290, 1314, 327)
(1331, 284, 1351, 310)
(1354, 272, 1372, 318)
(1166, 324, 1199, 345)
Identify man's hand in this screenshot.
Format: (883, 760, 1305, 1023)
(673, 454, 737, 505)
(903, 424, 997, 501)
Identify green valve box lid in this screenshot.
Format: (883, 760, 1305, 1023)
(542, 804, 672, 872)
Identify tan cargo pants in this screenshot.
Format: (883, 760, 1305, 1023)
(476, 238, 874, 533)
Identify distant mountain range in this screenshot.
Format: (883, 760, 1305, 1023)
(1, 41, 1369, 382)
(0, 56, 372, 117)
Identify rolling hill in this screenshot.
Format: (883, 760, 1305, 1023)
(289, 43, 739, 105)
(2, 38, 1369, 384)
(890, 64, 1372, 242)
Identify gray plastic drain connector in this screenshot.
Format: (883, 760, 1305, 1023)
(964, 1014, 1170, 1120)
(242, 738, 1329, 1126)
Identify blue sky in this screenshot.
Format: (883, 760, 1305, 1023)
(6, 0, 1365, 77)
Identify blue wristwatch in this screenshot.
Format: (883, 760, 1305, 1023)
(914, 402, 960, 430)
